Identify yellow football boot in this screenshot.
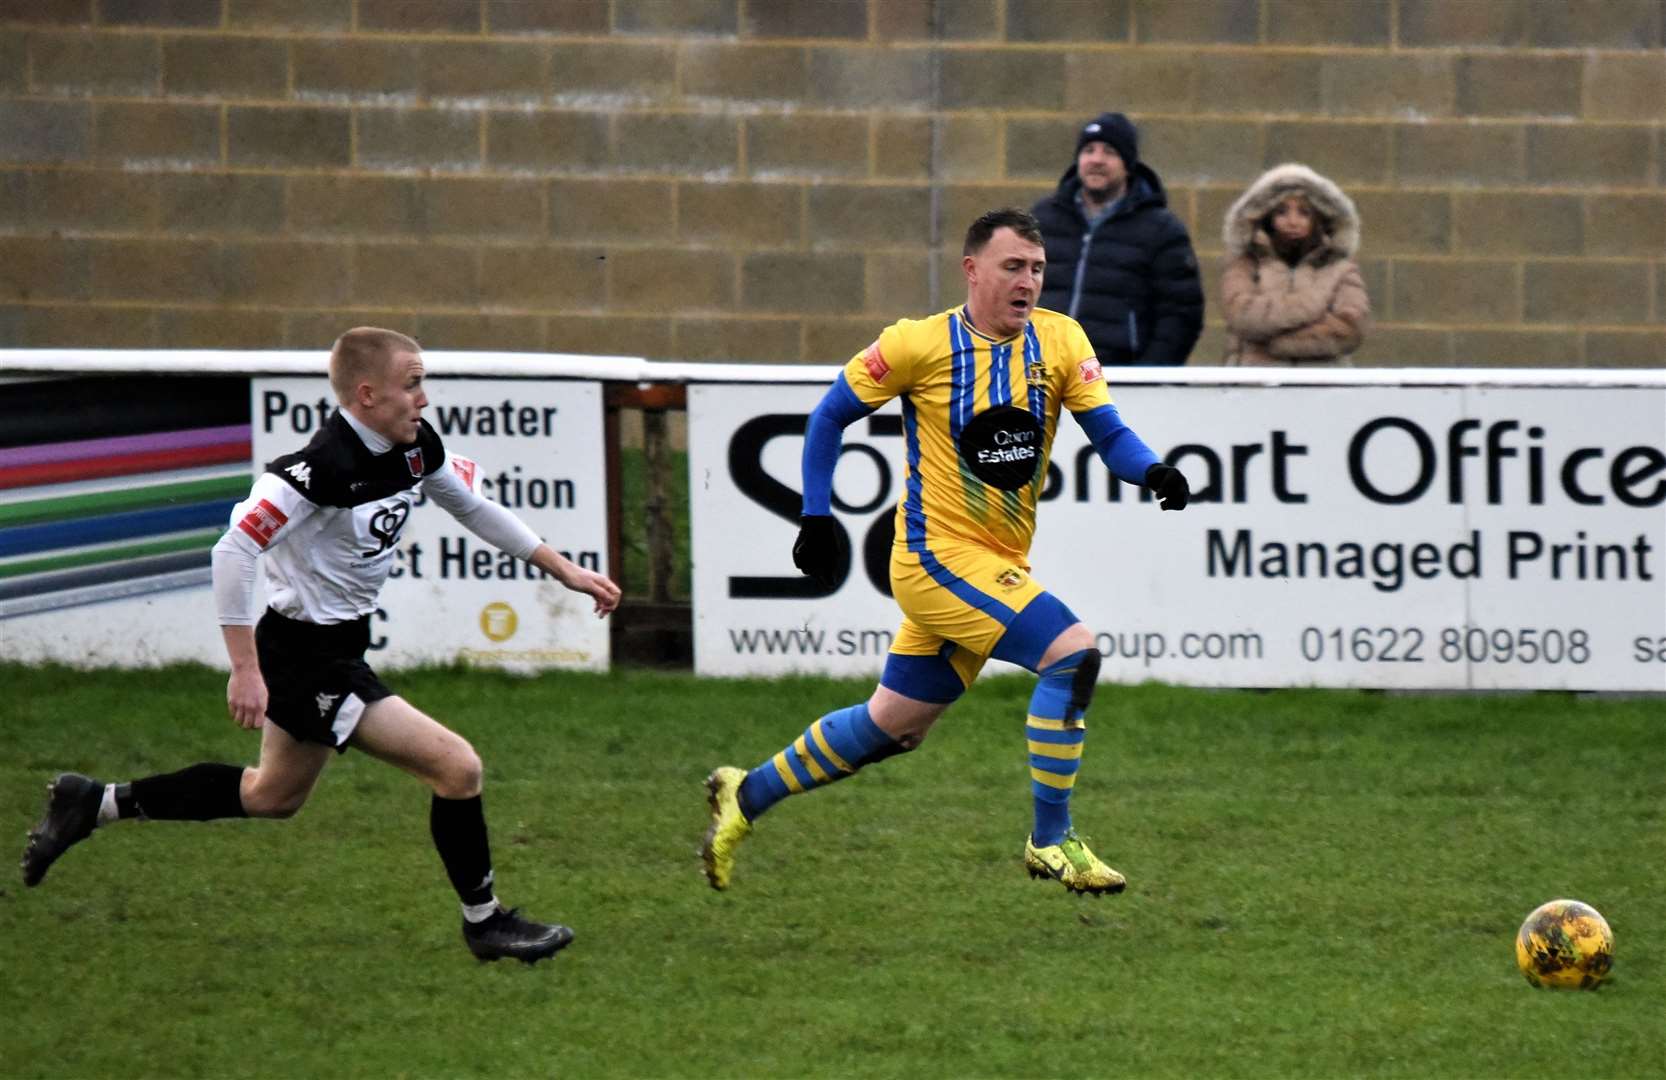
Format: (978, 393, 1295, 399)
(701, 767, 752, 891)
(1024, 830, 1126, 895)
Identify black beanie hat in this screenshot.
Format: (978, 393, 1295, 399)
(1076, 112, 1138, 169)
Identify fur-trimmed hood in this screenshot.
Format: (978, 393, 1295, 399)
(1222, 163, 1360, 258)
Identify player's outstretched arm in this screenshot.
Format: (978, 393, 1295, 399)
(1073, 404, 1189, 510)
(424, 454, 618, 614)
(528, 544, 621, 617)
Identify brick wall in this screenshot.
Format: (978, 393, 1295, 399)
(1, 0, 1661, 366)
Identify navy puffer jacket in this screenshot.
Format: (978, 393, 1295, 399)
(1031, 161, 1204, 366)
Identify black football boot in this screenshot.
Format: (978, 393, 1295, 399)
(21, 773, 104, 887)
(462, 907, 574, 964)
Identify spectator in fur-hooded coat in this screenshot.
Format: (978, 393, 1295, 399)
(1220, 163, 1370, 366)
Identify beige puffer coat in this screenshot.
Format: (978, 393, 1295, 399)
(1221, 163, 1370, 366)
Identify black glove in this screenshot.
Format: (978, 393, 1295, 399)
(1144, 463, 1190, 511)
(791, 515, 848, 590)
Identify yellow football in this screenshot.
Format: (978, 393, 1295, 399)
(1515, 899, 1614, 989)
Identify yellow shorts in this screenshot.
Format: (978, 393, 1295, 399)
(888, 541, 1048, 687)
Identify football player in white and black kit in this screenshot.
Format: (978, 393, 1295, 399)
(21, 327, 621, 964)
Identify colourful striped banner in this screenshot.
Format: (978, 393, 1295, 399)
(0, 474, 249, 529)
(0, 499, 239, 558)
(0, 375, 253, 619)
(0, 528, 223, 581)
(0, 441, 251, 490)
(0, 551, 214, 610)
(0, 425, 251, 468)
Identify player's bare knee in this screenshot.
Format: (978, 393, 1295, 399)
(870, 713, 935, 752)
(241, 779, 307, 819)
(263, 795, 306, 820)
(435, 743, 483, 799)
(1056, 622, 1096, 657)
(1036, 623, 1097, 671)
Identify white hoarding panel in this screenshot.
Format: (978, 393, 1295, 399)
(688, 383, 1666, 691)
(690, 384, 901, 679)
(2, 589, 239, 667)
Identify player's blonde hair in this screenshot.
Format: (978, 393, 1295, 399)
(328, 327, 420, 405)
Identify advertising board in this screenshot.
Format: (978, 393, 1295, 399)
(688, 382, 1665, 691)
(2, 376, 609, 672)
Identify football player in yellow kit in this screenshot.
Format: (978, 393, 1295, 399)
(703, 208, 1190, 895)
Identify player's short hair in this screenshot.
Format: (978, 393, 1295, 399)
(964, 207, 1044, 256)
(329, 326, 420, 405)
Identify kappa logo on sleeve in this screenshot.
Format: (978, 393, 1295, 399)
(862, 341, 891, 383)
(450, 455, 478, 490)
(284, 461, 312, 489)
(1079, 357, 1103, 384)
(235, 499, 288, 548)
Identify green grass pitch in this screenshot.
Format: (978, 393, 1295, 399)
(2, 662, 1661, 1078)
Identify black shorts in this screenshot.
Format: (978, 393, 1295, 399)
(255, 608, 393, 753)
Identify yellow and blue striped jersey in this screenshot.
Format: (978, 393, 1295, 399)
(842, 306, 1113, 562)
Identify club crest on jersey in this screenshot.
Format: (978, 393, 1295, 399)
(360, 500, 411, 558)
(995, 567, 1024, 589)
(862, 341, 890, 383)
(404, 447, 424, 477)
(1079, 357, 1103, 384)
(1025, 358, 1047, 387)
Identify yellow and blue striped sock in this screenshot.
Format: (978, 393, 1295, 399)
(1028, 652, 1089, 847)
(737, 703, 896, 820)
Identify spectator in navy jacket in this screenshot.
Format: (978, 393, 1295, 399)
(1031, 112, 1204, 366)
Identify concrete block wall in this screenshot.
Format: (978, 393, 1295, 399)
(0, 0, 1661, 366)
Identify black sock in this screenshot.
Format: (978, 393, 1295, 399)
(126, 763, 247, 821)
(430, 794, 495, 908)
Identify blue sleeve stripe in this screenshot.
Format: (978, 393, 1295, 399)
(801, 374, 874, 515)
(1023, 324, 1045, 420)
(900, 397, 929, 547)
(947, 314, 975, 439)
(988, 342, 1012, 407)
(1076, 404, 1159, 485)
